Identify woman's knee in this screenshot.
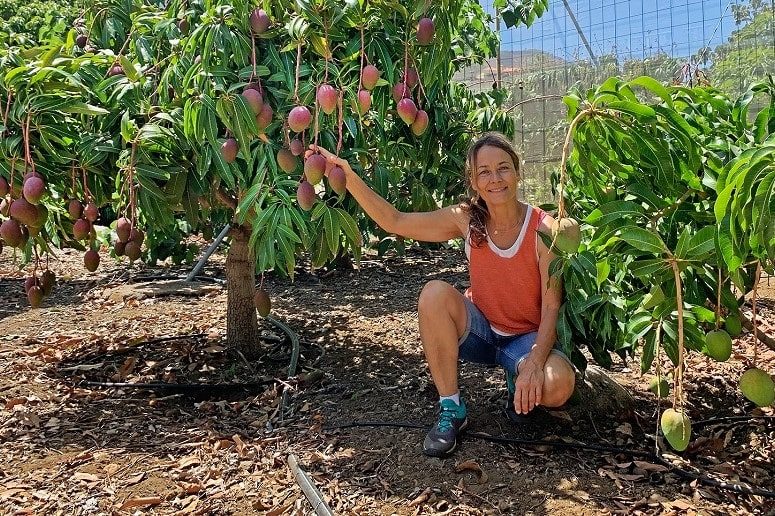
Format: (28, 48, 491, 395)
(418, 280, 455, 314)
(542, 355, 576, 407)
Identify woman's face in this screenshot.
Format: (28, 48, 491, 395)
(472, 145, 519, 207)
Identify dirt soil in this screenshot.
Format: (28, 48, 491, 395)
(1, 245, 774, 515)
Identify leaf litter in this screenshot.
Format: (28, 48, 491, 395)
(1, 247, 774, 514)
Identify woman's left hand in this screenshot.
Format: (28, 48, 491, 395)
(514, 358, 544, 414)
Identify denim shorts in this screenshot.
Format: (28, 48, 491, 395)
(458, 297, 572, 374)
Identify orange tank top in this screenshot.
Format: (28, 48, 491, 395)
(464, 205, 546, 335)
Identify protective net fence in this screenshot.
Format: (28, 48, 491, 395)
(455, 0, 775, 204)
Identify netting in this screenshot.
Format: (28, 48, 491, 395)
(456, 0, 775, 204)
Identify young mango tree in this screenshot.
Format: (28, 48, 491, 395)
(550, 75, 775, 450)
(0, 0, 517, 358)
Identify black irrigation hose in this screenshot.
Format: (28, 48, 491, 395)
(69, 319, 301, 400)
(325, 421, 775, 499)
(266, 315, 300, 415)
(79, 380, 275, 392)
(693, 415, 775, 428)
(127, 274, 225, 284)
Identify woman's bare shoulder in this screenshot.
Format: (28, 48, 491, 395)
(448, 204, 472, 236)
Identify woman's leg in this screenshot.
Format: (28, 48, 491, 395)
(540, 353, 576, 407)
(498, 333, 577, 415)
(417, 280, 469, 397)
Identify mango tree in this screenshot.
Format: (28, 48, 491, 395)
(0, 0, 518, 358)
(551, 75, 775, 449)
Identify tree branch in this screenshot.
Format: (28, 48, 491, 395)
(215, 188, 237, 210)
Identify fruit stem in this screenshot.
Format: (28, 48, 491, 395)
(359, 25, 365, 89)
(70, 162, 77, 196)
(129, 139, 138, 226)
(558, 108, 592, 220)
(670, 258, 685, 411)
(2, 90, 11, 136)
(323, 21, 329, 83)
(715, 268, 722, 331)
(86, 7, 109, 46)
(250, 33, 259, 92)
(8, 156, 16, 196)
(654, 321, 663, 455)
(313, 86, 319, 149)
(336, 88, 344, 155)
(752, 261, 761, 367)
(283, 121, 290, 147)
(411, 54, 427, 110)
(294, 42, 302, 102)
(81, 166, 92, 202)
(23, 113, 33, 174)
(402, 40, 409, 99)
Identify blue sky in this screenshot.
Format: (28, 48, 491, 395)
(489, 0, 739, 61)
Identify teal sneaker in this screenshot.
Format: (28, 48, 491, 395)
(504, 369, 538, 423)
(423, 399, 468, 457)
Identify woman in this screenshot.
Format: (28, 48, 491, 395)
(312, 132, 576, 457)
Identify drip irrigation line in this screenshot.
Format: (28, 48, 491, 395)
(692, 415, 775, 428)
(133, 333, 207, 344)
(56, 333, 209, 371)
(325, 421, 775, 499)
(266, 315, 300, 416)
(127, 274, 225, 284)
(79, 380, 276, 392)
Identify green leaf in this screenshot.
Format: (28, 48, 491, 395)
(323, 207, 340, 257)
(60, 102, 110, 116)
(674, 226, 692, 259)
(595, 259, 610, 287)
(619, 227, 668, 255)
(606, 100, 656, 120)
(585, 200, 645, 227)
(119, 55, 139, 81)
(685, 226, 716, 259)
(629, 259, 669, 280)
(640, 328, 657, 373)
(236, 182, 264, 224)
(628, 76, 674, 109)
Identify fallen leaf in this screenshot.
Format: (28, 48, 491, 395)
(118, 496, 162, 510)
(233, 434, 246, 457)
(111, 356, 138, 382)
(454, 460, 489, 484)
(178, 456, 201, 469)
(408, 487, 432, 507)
(181, 482, 202, 495)
(4, 397, 27, 410)
(72, 472, 100, 483)
(632, 461, 668, 473)
(125, 472, 145, 486)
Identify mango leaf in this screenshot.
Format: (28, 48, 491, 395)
(619, 227, 668, 255)
(685, 226, 716, 259)
(585, 200, 645, 227)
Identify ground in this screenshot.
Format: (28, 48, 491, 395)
(1, 245, 774, 515)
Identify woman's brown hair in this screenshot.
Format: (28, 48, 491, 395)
(460, 132, 522, 247)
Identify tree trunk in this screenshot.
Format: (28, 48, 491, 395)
(566, 365, 636, 420)
(226, 225, 260, 358)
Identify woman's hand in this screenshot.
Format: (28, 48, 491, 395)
(514, 358, 545, 414)
(306, 145, 353, 176)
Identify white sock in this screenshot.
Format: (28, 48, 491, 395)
(439, 392, 460, 406)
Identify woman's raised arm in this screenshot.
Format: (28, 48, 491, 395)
(310, 146, 467, 243)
